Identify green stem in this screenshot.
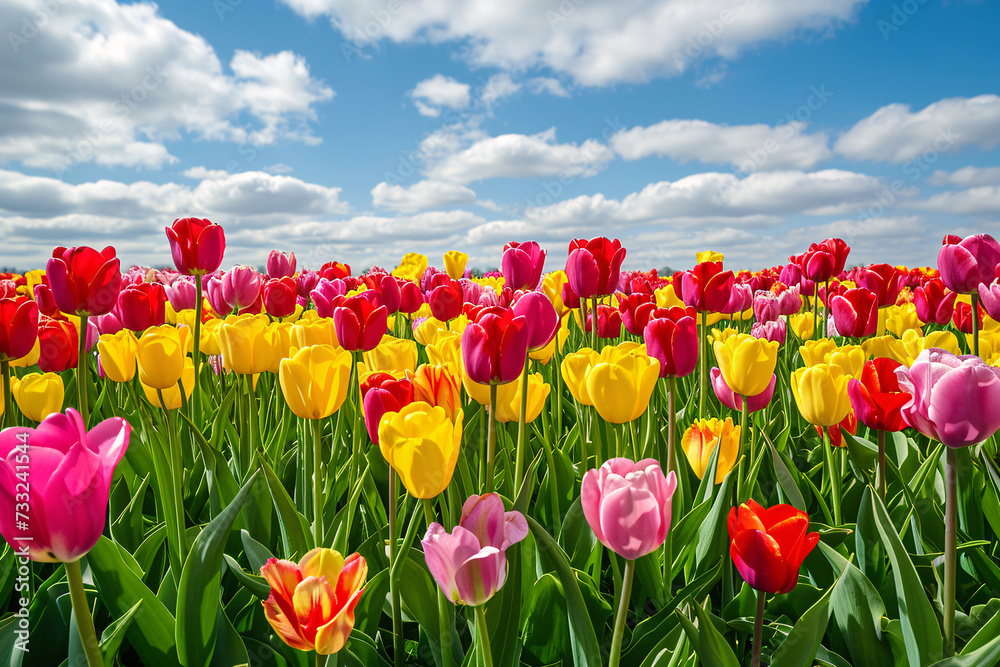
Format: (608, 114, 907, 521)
(590, 296, 599, 352)
(389, 473, 403, 667)
(699, 312, 707, 419)
(424, 500, 453, 667)
(312, 418, 324, 547)
(608, 558, 635, 667)
(389, 498, 423, 584)
(158, 390, 187, 581)
(77, 313, 89, 426)
(944, 446, 957, 657)
(192, 277, 203, 425)
(751, 588, 765, 667)
(666, 379, 677, 476)
(877, 430, 886, 502)
(66, 559, 103, 667)
(736, 398, 748, 503)
(822, 428, 842, 526)
(823, 280, 830, 339)
(474, 604, 494, 667)
(812, 282, 819, 341)
(514, 352, 530, 494)
(486, 384, 497, 493)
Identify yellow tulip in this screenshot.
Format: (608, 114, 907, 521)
(586, 348, 659, 424)
(165, 301, 179, 325)
(883, 303, 922, 337)
(378, 402, 463, 499)
(414, 317, 449, 346)
(391, 253, 429, 282)
(11, 373, 63, 422)
(861, 335, 907, 365)
(495, 372, 551, 424)
(136, 326, 186, 390)
(97, 330, 138, 383)
(789, 313, 815, 340)
(827, 345, 866, 378)
(462, 367, 518, 407)
(529, 314, 570, 364)
(971, 329, 1000, 361)
(364, 336, 417, 374)
(654, 283, 684, 310)
(561, 348, 600, 406)
(219, 316, 277, 375)
(542, 271, 570, 316)
(681, 418, 740, 484)
(443, 250, 468, 279)
(142, 358, 194, 410)
(279, 345, 352, 420)
(713, 333, 779, 398)
(199, 318, 223, 356)
(290, 317, 339, 350)
(790, 363, 852, 427)
(447, 313, 470, 336)
(799, 338, 838, 367)
(10, 338, 40, 369)
(425, 330, 463, 380)
(408, 364, 461, 421)
(696, 250, 725, 264)
(267, 322, 295, 374)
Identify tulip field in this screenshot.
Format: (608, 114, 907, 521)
(5, 223, 1000, 667)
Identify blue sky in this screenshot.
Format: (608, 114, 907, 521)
(1, 0, 998, 274)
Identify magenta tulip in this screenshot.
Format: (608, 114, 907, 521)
(266, 250, 297, 279)
(643, 307, 698, 378)
(310, 279, 347, 318)
(895, 348, 1000, 448)
(565, 238, 626, 299)
(581, 458, 676, 560)
(461, 307, 529, 385)
(751, 318, 786, 346)
(502, 241, 546, 291)
(0, 409, 130, 562)
(978, 281, 1000, 321)
(46, 246, 122, 317)
(711, 367, 775, 413)
(937, 233, 1000, 294)
(511, 291, 559, 352)
(334, 294, 388, 352)
(164, 277, 197, 311)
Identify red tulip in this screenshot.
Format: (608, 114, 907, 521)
(847, 358, 910, 432)
(854, 264, 901, 308)
(937, 233, 1000, 294)
(561, 281, 581, 310)
(681, 262, 734, 313)
(502, 241, 546, 291)
(428, 279, 464, 322)
(165, 218, 225, 275)
(319, 261, 351, 281)
(46, 246, 122, 316)
(728, 500, 819, 594)
(584, 304, 622, 339)
(830, 287, 878, 337)
(368, 272, 401, 315)
(618, 292, 657, 336)
(0, 297, 39, 360)
(117, 282, 167, 332)
(643, 307, 698, 378)
(266, 250, 296, 279)
(334, 295, 388, 352)
(800, 238, 850, 283)
(398, 280, 424, 314)
(565, 237, 626, 299)
(951, 300, 984, 334)
(914, 279, 955, 324)
(511, 291, 559, 351)
(38, 317, 78, 372)
(461, 307, 529, 385)
(33, 284, 59, 318)
(263, 277, 298, 318)
(360, 373, 413, 445)
(814, 410, 858, 447)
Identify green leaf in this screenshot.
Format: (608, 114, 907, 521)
(99, 599, 143, 667)
(767, 434, 806, 511)
(260, 456, 310, 559)
(771, 568, 838, 667)
(222, 554, 271, 599)
(176, 471, 259, 667)
(675, 597, 740, 667)
(88, 537, 179, 667)
(521, 574, 570, 663)
(929, 634, 1000, 666)
(694, 468, 734, 577)
(870, 488, 943, 666)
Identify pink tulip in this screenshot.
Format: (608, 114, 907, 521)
(311, 279, 347, 318)
(753, 290, 780, 323)
(222, 266, 263, 312)
(164, 277, 197, 311)
(711, 367, 775, 413)
(895, 348, 1000, 448)
(266, 250, 297, 279)
(937, 233, 1000, 294)
(0, 409, 130, 562)
(978, 281, 1000, 321)
(422, 493, 527, 606)
(565, 238, 626, 299)
(721, 283, 752, 315)
(581, 458, 676, 560)
(501, 241, 546, 291)
(93, 311, 123, 336)
(511, 291, 559, 352)
(751, 318, 786, 346)
(776, 285, 803, 316)
(296, 270, 321, 298)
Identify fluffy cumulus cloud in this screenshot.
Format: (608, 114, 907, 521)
(410, 74, 472, 117)
(928, 166, 1000, 188)
(611, 119, 832, 171)
(835, 95, 1000, 164)
(280, 0, 865, 86)
(371, 179, 477, 213)
(0, 0, 333, 171)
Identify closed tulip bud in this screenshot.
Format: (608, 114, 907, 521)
(38, 317, 79, 372)
(713, 333, 779, 398)
(585, 345, 659, 423)
(266, 250, 296, 279)
(584, 304, 623, 339)
(830, 287, 878, 338)
(219, 316, 277, 375)
(561, 348, 599, 406)
(427, 279, 465, 322)
(565, 237, 626, 299)
(721, 283, 753, 315)
(682, 418, 740, 484)
(426, 330, 463, 379)
(136, 325, 186, 390)
(895, 348, 1000, 448)
(643, 307, 698, 378)
(461, 307, 529, 385)
(11, 373, 64, 422)
(951, 300, 984, 334)
(848, 358, 910, 432)
(0, 296, 38, 360)
(263, 277, 298, 318)
(443, 250, 469, 280)
(199, 318, 223, 356)
(34, 283, 60, 318)
(682, 262, 734, 313)
(334, 295, 388, 352)
(319, 261, 351, 281)
(855, 263, 902, 308)
(166, 218, 225, 275)
(266, 322, 294, 373)
(260, 549, 367, 655)
(46, 246, 122, 316)
(368, 272, 401, 315)
(791, 363, 852, 426)
(788, 312, 814, 340)
(0, 409, 130, 562)
(408, 364, 461, 420)
(363, 335, 418, 374)
(937, 233, 1000, 294)
(117, 282, 167, 332)
(97, 329, 138, 383)
(290, 317, 339, 349)
(914, 278, 956, 324)
(654, 283, 685, 310)
(495, 372, 550, 424)
(696, 250, 725, 264)
(581, 458, 676, 560)
(711, 368, 774, 413)
(377, 403, 463, 499)
(728, 500, 819, 594)
(511, 291, 559, 351)
(279, 345, 352, 420)
(398, 280, 424, 314)
(360, 372, 413, 444)
(224, 266, 264, 313)
(502, 242, 546, 291)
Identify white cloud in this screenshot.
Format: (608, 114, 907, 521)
(913, 186, 1000, 215)
(371, 179, 477, 213)
(428, 128, 614, 183)
(527, 77, 571, 98)
(280, 0, 865, 86)
(0, 0, 332, 171)
(611, 119, 831, 170)
(928, 166, 1000, 187)
(481, 73, 521, 108)
(835, 95, 1000, 163)
(410, 74, 471, 116)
